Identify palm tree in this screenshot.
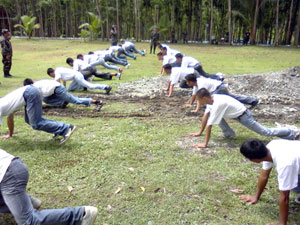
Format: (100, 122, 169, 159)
(250, 0, 260, 45)
(14, 15, 40, 39)
(228, 0, 232, 45)
(79, 12, 101, 40)
(274, 0, 280, 46)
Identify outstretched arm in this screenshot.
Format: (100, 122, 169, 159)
(240, 168, 272, 204)
(193, 125, 212, 148)
(2, 114, 14, 139)
(191, 98, 202, 112)
(190, 112, 209, 137)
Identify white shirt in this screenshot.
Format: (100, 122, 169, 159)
(83, 54, 100, 64)
(73, 59, 90, 71)
(0, 86, 28, 125)
(122, 41, 134, 49)
(33, 79, 61, 97)
(94, 50, 109, 57)
(205, 94, 246, 126)
(262, 140, 300, 191)
(0, 149, 14, 183)
(181, 56, 199, 68)
(170, 67, 194, 85)
(54, 67, 82, 81)
(161, 44, 180, 56)
(163, 55, 176, 65)
(192, 77, 222, 95)
(109, 46, 121, 53)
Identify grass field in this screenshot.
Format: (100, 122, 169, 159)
(0, 39, 300, 225)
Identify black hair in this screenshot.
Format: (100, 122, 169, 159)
(47, 68, 55, 75)
(162, 47, 167, 51)
(23, 78, 34, 86)
(185, 74, 197, 82)
(77, 54, 83, 59)
(163, 64, 172, 70)
(66, 58, 73, 64)
(88, 52, 94, 55)
(175, 53, 183, 58)
(157, 52, 163, 56)
(195, 88, 211, 98)
(240, 138, 268, 159)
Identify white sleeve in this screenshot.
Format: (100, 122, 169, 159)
(163, 56, 169, 66)
(54, 71, 61, 81)
(192, 86, 198, 95)
(207, 104, 226, 125)
(181, 59, 188, 68)
(73, 61, 80, 71)
(262, 161, 273, 170)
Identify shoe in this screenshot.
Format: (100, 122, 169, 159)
(294, 129, 300, 140)
(125, 63, 130, 69)
(53, 133, 59, 139)
(61, 102, 69, 108)
(94, 100, 104, 112)
(248, 99, 259, 110)
(60, 125, 76, 144)
(133, 56, 137, 60)
(116, 73, 121, 80)
(81, 206, 98, 225)
(87, 75, 95, 82)
(105, 86, 112, 95)
(217, 134, 236, 139)
(29, 195, 42, 210)
(119, 68, 123, 73)
(143, 49, 146, 55)
(295, 197, 300, 204)
(4, 74, 12, 78)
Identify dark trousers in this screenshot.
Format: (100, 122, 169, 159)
(194, 64, 222, 81)
(2, 54, 12, 76)
(81, 67, 112, 80)
(150, 41, 158, 54)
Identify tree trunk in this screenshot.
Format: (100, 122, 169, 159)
(228, 0, 232, 45)
(294, 7, 300, 47)
(286, 0, 294, 45)
(250, 0, 260, 45)
(95, 0, 105, 40)
(116, 0, 120, 39)
(52, 0, 57, 37)
(210, 0, 213, 43)
(274, 0, 280, 46)
(198, 0, 203, 41)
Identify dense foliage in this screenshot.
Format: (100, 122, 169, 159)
(1, 0, 300, 46)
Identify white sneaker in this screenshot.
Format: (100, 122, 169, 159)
(125, 63, 130, 69)
(60, 125, 76, 144)
(295, 196, 300, 204)
(81, 206, 98, 225)
(116, 72, 121, 80)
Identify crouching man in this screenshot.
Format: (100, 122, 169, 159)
(239, 138, 300, 225)
(0, 148, 98, 225)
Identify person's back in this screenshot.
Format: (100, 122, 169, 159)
(181, 56, 199, 68)
(33, 79, 61, 97)
(170, 67, 194, 85)
(54, 67, 80, 81)
(193, 77, 222, 95)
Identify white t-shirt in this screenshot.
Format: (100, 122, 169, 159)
(161, 44, 180, 56)
(163, 55, 176, 65)
(192, 77, 222, 95)
(0, 86, 28, 125)
(109, 46, 121, 53)
(262, 139, 300, 191)
(205, 94, 246, 126)
(83, 54, 100, 64)
(94, 50, 109, 57)
(122, 41, 134, 49)
(0, 149, 14, 183)
(181, 56, 199, 68)
(73, 59, 90, 71)
(33, 79, 61, 97)
(170, 67, 194, 85)
(54, 67, 82, 81)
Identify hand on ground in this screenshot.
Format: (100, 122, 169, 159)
(190, 132, 201, 137)
(266, 223, 281, 225)
(193, 143, 207, 148)
(1, 135, 12, 139)
(163, 88, 169, 91)
(184, 104, 192, 108)
(239, 195, 258, 204)
(191, 109, 199, 113)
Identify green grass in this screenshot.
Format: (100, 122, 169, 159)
(0, 39, 300, 225)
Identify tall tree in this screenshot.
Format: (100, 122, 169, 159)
(228, 0, 232, 45)
(210, 0, 214, 43)
(274, 0, 280, 46)
(294, 6, 300, 47)
(250, 0, 260, 45)
(286, 0, 294, 45)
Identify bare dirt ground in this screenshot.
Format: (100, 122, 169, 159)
(38, 66, 300, 125)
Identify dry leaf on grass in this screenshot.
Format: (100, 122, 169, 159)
(114, 187, 121, 194)
(230, 189, 244, 194)
(67, 186, 73, 192)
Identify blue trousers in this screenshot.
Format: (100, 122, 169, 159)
(218, 110, 296, 140)
(117, 48, 135, 59)
(23, 86, 69, 136)
(0, 158, 84, 225)
(90, 57, 119, 71)
(125, 46, 145, 56)
(293, 175, 300, 193)
(68, 73, 109, 92)
(43, 86, 92, 107)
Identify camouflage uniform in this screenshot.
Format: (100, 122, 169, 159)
(1, 35, 12, 77)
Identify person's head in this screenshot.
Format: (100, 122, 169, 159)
(162, 47, 167, 55)
(163, 64, 172, 74)
(66, 57, 74, 67)
(175, 53, 183, 63)
(185, 74, 197, 87)
(157, 43, 162, 49)
(240, 138, 269, 163)
(23, 78, 34, 86)
(120, 39, 125, 44)
(195, 88, 212, 105)
(157, 52, 163, 60)
(88, 51, 94, 55)
(77, 54, 83, 60)
(47, 68, 55, 78)
(2, 29, 10, 39)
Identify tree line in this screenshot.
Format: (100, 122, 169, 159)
(1, 0, 300, 46)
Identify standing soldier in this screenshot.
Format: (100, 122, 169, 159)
(150, 27, 159, 54)
(1, 29, 13, 78)
(110, 25, 118, 46)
